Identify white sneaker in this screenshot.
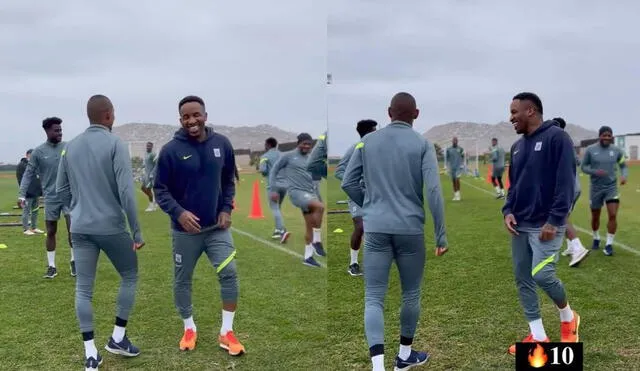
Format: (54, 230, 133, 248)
(561, 245, 573, 256)
(23, 230, 35, 236)
(144, 203, 154, 212)
(32, 228, 45, 234)
(569, 245, 589, 267)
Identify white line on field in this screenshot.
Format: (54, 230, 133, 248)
(231, 227, 327, 268)
(459, 179, 640, 256)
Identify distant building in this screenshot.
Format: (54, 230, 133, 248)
(615, 133, 640, 161)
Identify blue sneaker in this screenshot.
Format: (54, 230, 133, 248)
(303, 257, 321, 268)
(105, 335, 140, 357)
(604, 244, 613, 256)
(85, 354, 103, 371)
(591, 239, 600, 250)
(312, 242, 326, 257)
(394, 350, 430, 371)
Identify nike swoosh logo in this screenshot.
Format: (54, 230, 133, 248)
(513, 151, 519, 155)
(182, 155, 192, 160)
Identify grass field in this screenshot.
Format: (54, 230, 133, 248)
(326, 164, 640, 371)
(0, 171, 327, 370)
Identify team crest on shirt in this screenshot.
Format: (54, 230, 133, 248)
(213, 148, 221, 157)
(534, 142, 542, 151)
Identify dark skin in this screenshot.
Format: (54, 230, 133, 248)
(589, 131, 626, 236)
(141, 142, 154, 202)
(87, 95, 144, 250)
(388, 92, 447, 256)
(451, 136, 461, 192)
(178, 100, 233, 311)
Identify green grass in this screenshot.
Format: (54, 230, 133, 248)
(0, 171, 327, 370)
(326, 164, 640, 371)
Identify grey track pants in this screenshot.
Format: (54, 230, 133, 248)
(268, 187, 286, 231)
(363, 232, 426, 348)
(172, 228, 238, 319)
(21, 197, 39, 230)
(72, 232, 138, 333)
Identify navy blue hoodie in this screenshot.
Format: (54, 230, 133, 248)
(154, 127, 236, 232)
(502, 120, 576, 228)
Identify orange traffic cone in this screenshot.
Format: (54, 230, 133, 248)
(486, 165, 493, 184)
(248, 180, 264, 219)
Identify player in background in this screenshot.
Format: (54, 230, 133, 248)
(335, 120, 377, 277)
(259, 137, 290, 242)
(490, 138, 506, 199)
(154, 95, 244, 356)
(551, 117, 589, 266)
(307, 131, 327, 180)
(18, 117, 75, 278)
(342, 92, 447, 371)
(141, 142, 158, 212)
(16, 149, 44, 235)
(581, 125, 628, 256)
(270, 133, 326, 268)
(57, 95, 144, 371)
(504, 92, 580, 355)
(445, 137, 464, 201)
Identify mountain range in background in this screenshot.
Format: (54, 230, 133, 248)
(422, 121, 598, 153)
(112, 123, 299, 152)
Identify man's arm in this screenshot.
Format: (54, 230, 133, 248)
(341, 142, 365, 206)
(220, 141, 236, 214)
(618, 150, 629, 179)
(502, 144, 517, 216)
(153, 147, 185, 221)
(307, 133, 327, 178)
(580, 149, 596, 175)
(422, 141, 447, 247)
(268, 154, 288, 192)
(113, 139, 143, 243)
(258, 155, 269, 176)
(18, 152, 38, 198)
(334, 144, 355, 181)
(55, 150, 72, 208)
(490, 149, 498, 163)
(547, 133, 576, 227)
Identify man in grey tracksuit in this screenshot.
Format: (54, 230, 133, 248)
(16, 149, 43, 235)
(445, 138, 464, 201)
(308, 132, 327, 203)
(335, 119, 377, 277)
(18, 116, 75, 278)
(56, 95, 144, 370)
(341, 92, 447, 371)
(490, 138, 506, 198)
(259, 137, 290, 242)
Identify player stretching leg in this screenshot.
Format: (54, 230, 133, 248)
(335, 120, 377, 276)
(445, 137, 464, 201)
(259, 137, 290, 242)
(490, 138, 506, 199)
(581, 125, 628, 256)
(270, 133, 325, 267)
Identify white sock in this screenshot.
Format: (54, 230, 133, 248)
(304, 244, 314, 259)
(350, 249, 359, 265)
(399, 344, 412, 360)
(528, 318, 547, 341)
(593, 230, 600, 240)
(606, 233, 615, 245)
(495, 186, 500, 193)
(183, 316, 196, 331)
(312, 228, 321, 243)
(570, 238, 582, 249)
(371, 354, 385, 371)
(220, 310, 235, 335)
(69, 248, 74, 262)
(47, 251, 55, 267)
(112, 325, 126, 343)
(84, 339, 98, 359)
(559, 304, 574, 322)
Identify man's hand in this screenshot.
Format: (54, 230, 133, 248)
(595, 169, 607, 177)
(178, 210, 201, 233)
(539, 223, 557, 241)
(133, 241, 145, 251)
(217, 211, 232, 229)
(504, 214, 519, 235)
(620, 176, 627, 185)
(435, 247, 448, 256)
(270, 192, 279, 202)
(17, 197, 25, 209)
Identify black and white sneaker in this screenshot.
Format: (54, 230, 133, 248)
(85, 354, 103, 371)
(43, 266, 57, 279)
(105, 335, 140, 357)
(348, 263, 363, 276)
(271, 230, 281, 239)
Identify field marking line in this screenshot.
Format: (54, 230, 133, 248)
(231, 227, 327, 268)
(459, 179, 640, 256)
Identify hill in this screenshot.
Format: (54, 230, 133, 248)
(423, 121, 597, 153)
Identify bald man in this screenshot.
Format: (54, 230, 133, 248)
(445, 137, 464, 201)
(342, 92, 447, 371)
(57, 95, 144, 370)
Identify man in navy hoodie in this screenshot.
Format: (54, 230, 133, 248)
(154, 95, 244, 356)
(503, 92, 581, 355)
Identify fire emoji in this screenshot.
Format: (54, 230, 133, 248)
(528, 344, 548, 368)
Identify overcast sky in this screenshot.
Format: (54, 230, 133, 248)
(328, 0, 640, 156)
(0, 1, 325, 163)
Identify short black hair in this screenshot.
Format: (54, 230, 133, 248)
(265, 137, 278, 148)
(552, 117, 567, 129)
(179, 95, 205, 110)
(491, 137, 498, 141)
(26, 149, 33, 155)
(147, 141, 153, 145)
(297, 133, 313, 144)
(599, 125, 613, 136)
(513, 92, 543, 115)
(42, 117, 62, 130)
(356, 119, 377, 137)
